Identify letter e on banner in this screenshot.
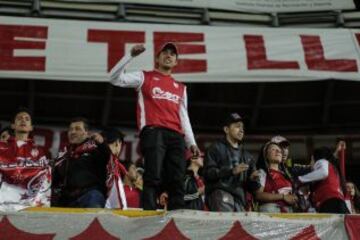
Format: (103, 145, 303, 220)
(0, 24, 47, 71)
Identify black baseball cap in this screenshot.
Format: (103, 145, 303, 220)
(223, 113, 243, 126)
(101, 128, 125, 144)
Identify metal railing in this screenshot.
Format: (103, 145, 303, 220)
(0, 0, 359, 27)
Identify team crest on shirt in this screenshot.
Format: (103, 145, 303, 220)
(153, 77, 160, 81)
(173, 82, 179, 88)
(31, 148, 39, 158)
(152, 87, 180, 104)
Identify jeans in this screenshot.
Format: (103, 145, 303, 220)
(69, 189, 105, 208)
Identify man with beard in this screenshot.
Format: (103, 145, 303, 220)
(203, 113, 259, 212)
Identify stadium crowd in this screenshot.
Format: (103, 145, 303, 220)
(0, 41, 359, 214)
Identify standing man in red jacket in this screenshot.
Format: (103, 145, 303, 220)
(110, 42, 200, 210)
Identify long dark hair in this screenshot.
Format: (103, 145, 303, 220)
(347, 182, 360, 213)
(257, 141, 293, 182)
(313, 146, 347, 195)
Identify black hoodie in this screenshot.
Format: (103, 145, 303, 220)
(203, 138, 259, 207)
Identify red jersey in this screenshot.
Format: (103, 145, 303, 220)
(137, 70, 185, 134)
(110, 55, 197, 147)
(259, 168, 293, 208)
(124, 185, 141, 208)
(0, 137, 48, 188)
(312, 162, 345, 208)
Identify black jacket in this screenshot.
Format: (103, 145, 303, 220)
(184, 170, 204, 210)
(52, 138, 110, 206)
(203, 138, 259, 206)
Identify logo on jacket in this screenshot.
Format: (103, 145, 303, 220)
(152, 87, 180, 104)
(31, 148, 39, 158)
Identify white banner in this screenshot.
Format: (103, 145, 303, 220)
(1, 16, 360, 83)
(63, 0, 356, 13)
(0, 209, 355, 239)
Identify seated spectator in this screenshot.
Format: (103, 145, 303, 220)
(52, 118, 109, 208)
(203, 113, 259, 212)
(0, 126, 13, 143)
(0, 108, 51, 210)
(184, 149, 205, 210)
(255, 141, 298, 213)
(271, 136, 291, 167)
(123, 161, 142, 208)
(297, 146, 349, 214)
(345, 181, 360, 214)
(102, 128, 128, 209)
(271, 135, 311, 177)
(271, 135, 313, 212)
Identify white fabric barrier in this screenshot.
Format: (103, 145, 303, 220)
(0, 208, 356, 239)
(2, 16, 360, 83)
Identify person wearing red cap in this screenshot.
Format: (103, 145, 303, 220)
(109, 43, 200, 210)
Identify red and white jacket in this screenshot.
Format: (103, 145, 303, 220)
(110, 54, 196, 147)
(0, 137, 48, 188)
(259, 168, 293, 209)
(0, 137, 51, 211)
(299, 159, 345, 208)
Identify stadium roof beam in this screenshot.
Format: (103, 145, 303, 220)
(32, 0, 41, 16)
(335, 10, 345, 27)
(116, 3, 126, 20)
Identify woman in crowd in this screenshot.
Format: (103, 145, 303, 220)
(298, 146, 349, 214)
(346, 181, 360, 214)
(255, 141, 298, 213)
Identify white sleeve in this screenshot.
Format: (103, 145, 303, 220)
(298, 159, 329, 183)
(180, 87, 196, 148)
(109, 54, 144, 90)
(258, 169, 267, 187)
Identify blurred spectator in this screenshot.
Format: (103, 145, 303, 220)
(256, 142, 298, 213)
(135, 167, 144, 191)
(345, 182, 360, 214)
(52, 118, 109, 208)
(184, 149, 205, 210)
(110, 43, 200, 210)
(123, 161, 142, 208)
(298, 146, 349, 214)
(0, 126, 13, 143)
(203, 113, 259, 212)
(102, 128, 128, 209)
